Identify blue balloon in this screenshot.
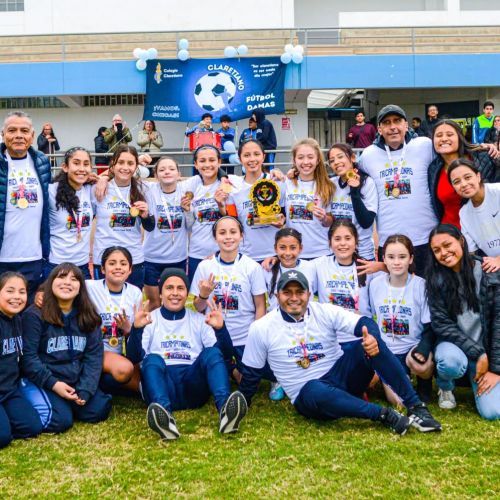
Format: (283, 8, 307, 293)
(237, 44, 249, 56)
(224, 46, 238, 58)
(178, 38, 189, 50)
(223, 141, 236, 153)
(178, 49, 189, 61)
(136, 59, 147, 71)
(147, 48, 158, 60)
(280, 52, 292, 64)
(229, 153, 239, 164)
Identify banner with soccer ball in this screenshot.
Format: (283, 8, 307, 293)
(143, 57, 286, 122)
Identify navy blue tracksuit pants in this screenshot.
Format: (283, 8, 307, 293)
(141, 347, 230, 413)
(0, 390, 43, 448)
(294, 336, 421, 421)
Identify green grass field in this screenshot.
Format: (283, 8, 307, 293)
(1, 385, 498, 499)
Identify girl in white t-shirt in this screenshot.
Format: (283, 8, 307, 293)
(448, 158, 500, 273)
(226, 139, 285, 261)
(86, 246, 143, 395)
(92, 145, 154, 289)
(191, 216, 267, 381)
(284, 138, 335, 259)
(367, 234, 435, 404)
(46, 147, 94, 279)
(327, 143, 378, 260)
(143, 157, 194, 310)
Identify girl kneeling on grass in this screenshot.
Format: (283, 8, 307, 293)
(20, 264, 112, 433)
(427, 224, 500, 419)
(127, 268, 247, 440)
(0, 272, 42, 448)
(367, 235, 435, 404)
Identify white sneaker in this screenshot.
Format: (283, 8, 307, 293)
(438, 389, 456, 410)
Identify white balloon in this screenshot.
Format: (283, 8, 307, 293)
(223, 141, 236, 153)
(292, 52, 304, 64)
(228, 153, 239, 165)
(138, 166, 150, 178)
(284, 43, 294, 54)
(147, 48, 158, 60)
(237, 44, 248, 56)
(224, 46, 238, 58)
(136, 59, 147, 70)
(133, 47, 142, 59)
(138, 49, 148, 60)
(178, 49, 189, 61)
(293, 45, 304, 55)
(280, 52, 292, 64)
(178, 38, 189, 50)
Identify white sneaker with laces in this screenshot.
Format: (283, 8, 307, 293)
(438, 389, 456, 410)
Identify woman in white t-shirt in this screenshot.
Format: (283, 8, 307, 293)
(284, 138, 335, 259)
(92, 145, 154, 289)
(448, 158, 500, 273)
(46, 147, 94, 279)
(226, 139, 285, 262)
(367, 234, 435, 404)
(327, 143, 378, 260)
(143, 157, 194, 310)
(190, 216, 267, 382)
(86, 246, 143, 395)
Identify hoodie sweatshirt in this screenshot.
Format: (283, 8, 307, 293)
(253, 109, 277, 151)
(0, 312, 23, 403)
(21, 305, 103, 403)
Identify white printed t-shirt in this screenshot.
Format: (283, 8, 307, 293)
(141, 308, 217, 366)
(0, 153, 43, 262)
(48, 183, 93, 266)
(190, 253, 267, 346)
(242, 302, 360, 404)
(460, 183, 500, 257)
(358, 137, 437, 246)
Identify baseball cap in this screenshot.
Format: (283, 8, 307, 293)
(277, 270, 309, 292)
(377, 105, 407, 124)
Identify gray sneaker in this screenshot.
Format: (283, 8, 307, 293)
(219, 391, 248, 434)
(147, 403, 180, 440)
(438, 389, 456, 410)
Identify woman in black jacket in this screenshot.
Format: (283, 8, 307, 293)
(37, 123, 60, 167)
(426, 224, 500, 419)
(20, 263, 112, 433)
(94, 126, 110, 173)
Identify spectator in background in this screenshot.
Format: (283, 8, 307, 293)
(484, 115, 500, 147)
(420, 105, 440, 138)
(252, 109, 277, 168)
(217, 114, 236, 174)
(412, 117, 426, 137)
(37, 123, 60, 167)
(346, 111, 377, 149)
(472, 101, 495, 144)
(137, 120, 163, 162)
(103, 114, 132, 153)
(239, 117, 257, 144)
(94, 126, 109, 174)
(185, 113, 214, 136)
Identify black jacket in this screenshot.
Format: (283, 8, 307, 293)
(37, 134, 60, 155)
(21, 305, 103, 402)
(253, 109, 277, 151)
(420, 117, 439, 138)
(0, 312, 23, 402)
(430, 263, 500, 374)
(427, 150, 497, 221)
(94, 135, 109, 166)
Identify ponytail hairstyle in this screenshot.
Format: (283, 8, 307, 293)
(154, 156, 180, 177)
(108, 145, 146, 204)
(269, 228, 303, 299)
(193, 145, 226, 181)
(382, 234, 417, 274)
(42, 263, 101, 332)
(211, 215, 244, 238)
(0, 271, 27, 292)
(426, 224, 479, 317)
(101, 246, 133, 269)
(238, 139, 267, 173)
(54, 147, 92, 214)
(291, 138, 335, 206)
(328, 219, 366, 287)
(328, 142, 368, 193)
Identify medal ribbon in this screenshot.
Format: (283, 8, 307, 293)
(6, 152, 29, 207)
(110, 179, 131, 209)
(105, 282, 127, 340)
(332, 256, 359, 310)
(386, 275, 411, 341)
(286, 309, 311, 366)
(384, 142, 407, 195)
(159, 185, 177, 244)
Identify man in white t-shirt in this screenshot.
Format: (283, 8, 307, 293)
(240, 270, 442, 434)
(0, 111, 51, 302)
(358, 105, 438, 277)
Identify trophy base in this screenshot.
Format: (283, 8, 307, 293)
(253, 215, 281, 226)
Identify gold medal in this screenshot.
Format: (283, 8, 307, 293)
(221, 182, 233, 194)
(76, 232, 82, 242)
(184, 191, 194, 201)
(109, 336, 119, 347)
(300, 357, 310, 369)
(306, 202, 315, 211)
(392, 188, 400, 198)
(130, 207, 140, 217)
(17, 197, 29, 209)
(345, 170, 357, 181)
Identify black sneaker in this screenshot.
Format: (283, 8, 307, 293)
(416, 377, 433, 403)
(219, 391, 248, 434)
(408, 403, 442, 432)
(378, 407, 411, 435)
(147, 402, 180, 440)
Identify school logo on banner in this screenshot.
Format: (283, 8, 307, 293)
(143, 57, 286, 122)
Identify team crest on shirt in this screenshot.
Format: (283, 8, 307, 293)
(379, 300, 412, 336)
(287, 336, 326, 367)
(380, 163, 413, 199)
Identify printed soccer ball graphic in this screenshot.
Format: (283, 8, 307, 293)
(194, 72, 237, 112)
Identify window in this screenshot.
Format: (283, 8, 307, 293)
(0, 97, 67, 109)
(0, 0, 24, 12)
(83, 94, 145, 107)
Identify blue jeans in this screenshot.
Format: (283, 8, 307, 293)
(94, 263, 145, 289)
(294, 336, 421, 421)
(43, 261, 91, 280)
(140, 347, 230, 413)
(187, 257, 203, 284)
(435, 342, 500, 420)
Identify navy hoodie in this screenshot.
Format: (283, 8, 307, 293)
(0, 312, 23, 403)
(253, 109, 277, 151)
(21, 305, 103, 403)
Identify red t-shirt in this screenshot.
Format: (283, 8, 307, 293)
(437, 167, 462, 228)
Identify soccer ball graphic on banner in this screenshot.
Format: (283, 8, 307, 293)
(194, 72, 237, 112)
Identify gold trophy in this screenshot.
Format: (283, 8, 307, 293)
(250, 179, 282, 225)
